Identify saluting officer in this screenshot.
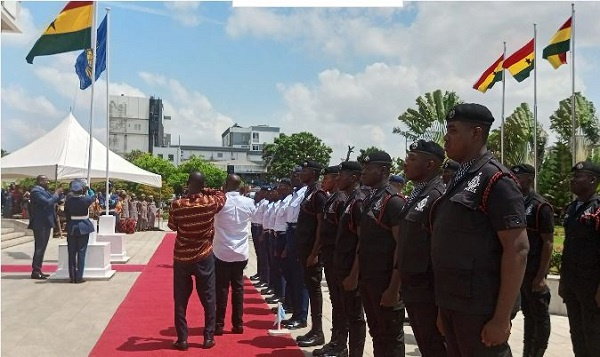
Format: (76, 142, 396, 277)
(559, 161, 600, 357)
(333, 161, 368, 357)
(357, 150, 406, 357)
(397, 140, 447, 357)
(431, 103, 529, 357)
(511, 164, 554, 357)
(314, 165, 348, 357)
(295, 160, 328, 347)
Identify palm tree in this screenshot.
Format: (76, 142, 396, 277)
(393, 89, 463, 146)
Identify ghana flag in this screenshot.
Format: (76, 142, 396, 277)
(26, 2, 93, 64)
(473, 54, 504, 93)
(503, 39, 534, 83)
(543, 17, 572, 69)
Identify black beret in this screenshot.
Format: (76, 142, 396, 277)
(443, 159, 459, 171)
(322, 165, 340, 175)
(259, 185, 270, 190)
(279, 178, 292, 186)
(409, 139, 445, 161)
(362, 150, 392, 165)
(571, 161, 600, 177)
(446, 103, 495, 126)
(339, 161, 362, 173)
(301, 160, 323, 170)
(389, 175, 405, 184)
(292, 165, 303, 173)
(511, 163, 536, 175)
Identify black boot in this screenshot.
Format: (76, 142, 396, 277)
(530, 347, 546, 357)
(313, 330, 340, 356)
(522, 341, 531, 357)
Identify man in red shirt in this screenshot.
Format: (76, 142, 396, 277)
(168, 171, 226, 351)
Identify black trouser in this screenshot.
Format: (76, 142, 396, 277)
(338, 279, 366, 357)
(439, 308, 511, 357)
(258, 229, 270, 284)
(173, 254, 216, 342)
(251, 224, 262, 277)
(285, 226, 309, 322)
(405, 302, 447, 357)
(67, 233, 90, 282)
(32, 227, 52, 273)
(562, 282, 600, 357)
(359, 277, 405, 357)
(520, 273, 551, 355)
(299, 247, 323, 333)
(322, 246, 348, 341)
(273, 232, 287, 299)
(215, 258, 247, 329)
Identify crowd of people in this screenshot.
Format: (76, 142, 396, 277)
(166, 102, 599, 357)
(1, 183, 31, 219)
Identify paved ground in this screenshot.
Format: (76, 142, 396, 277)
(1, 224, 575, 356)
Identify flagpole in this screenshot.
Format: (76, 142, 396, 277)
(86, 2, 98, 186)
(501, 41, 506, 165)
(533, 24, 538, 190)
(571, 3, 576, 165)
(105, 8, 111, 216)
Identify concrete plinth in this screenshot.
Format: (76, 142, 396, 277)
(96, 215, 130, 263)
(547, 274, 567, 316)
(50, 241, 115, 280)
(98, 215, 116, 234)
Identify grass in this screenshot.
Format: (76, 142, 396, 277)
(553, 226, 565, 249)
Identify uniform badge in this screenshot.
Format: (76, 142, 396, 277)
(525, 204, 533, 216)
(465, 172, 482, 193)
(576, 162, 584, 170)
(410, 142, 418, 150)
(448, 108, 455, 119)
(415, 196, 428, 212)
(364, 155, 370, 163)
(373, 197, 383, 211)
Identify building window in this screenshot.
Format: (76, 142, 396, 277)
(168, 154, 174, 161)
(134, 124, 141, 131)
(158, 154, 163, 159)
(252, 145, 260, 151)
(217, 153, 223, 158)
(252, 132, 259, 143)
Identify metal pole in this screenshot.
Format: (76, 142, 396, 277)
(533, 24, 538, 190)
(501, 41, 506, 165)
(105, 8, 111, 216)
(86, 2, 98, 186)
(571, 3, 576, 165)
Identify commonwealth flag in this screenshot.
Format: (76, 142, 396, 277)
(75, 15, 107, 90)
(26, 2, 93, 64)
(543, 17, 572, 69)
(473, 54, 504, 93)
(503, 40, 535, 83)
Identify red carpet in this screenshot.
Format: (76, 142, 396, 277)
(90, 233, 303, 356)
(1, 264, 147, 273)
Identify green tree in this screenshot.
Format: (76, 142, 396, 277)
(177, 155, 227, 189)
(124, 149, 146, 163)
(488, 103, 547, 168)
(538, 143, 572, 212)
(394, 89, 463, 145)
(262, 132, 332, 180)
(1, 149, 8, 157)
(132, 153, 177, 180)
(356, 146, 383, 164)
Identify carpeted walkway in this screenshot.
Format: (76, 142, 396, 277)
(89, 233, 303, 356)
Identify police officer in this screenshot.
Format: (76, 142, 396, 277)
(357, 150, 406, 357)
(250, 186, 268, 284)
(397, 140, 447, 357)
(295, 160, 327, 347)
(253, 186, 271, 290)
(441, 159, 459, 185)
(511, 164, 554, 357)
(431, 103, 529, 357)
(559, 161, 600, 357)
(389, 175, 405, 195)
(333, 161, 367, 357)
(314, 165, 348, 357)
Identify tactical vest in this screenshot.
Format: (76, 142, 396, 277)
(296, 184, 326, 251)
(562, 196, 600, 289)
(358, 185, 404, 280)
(431, 154, 520, 315)
(320, 191, 346, 248)
(333, 188, 367, 278)
(524, 193, 552, 275)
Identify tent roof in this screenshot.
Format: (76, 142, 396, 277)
(1, 113, 162, 187)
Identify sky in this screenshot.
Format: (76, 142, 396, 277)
(2, 1, 600, 164)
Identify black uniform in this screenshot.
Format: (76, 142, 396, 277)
(397, 176, 446, 357)
(520, 191, 554, 357)
(296, 182, 328, 334)
(431, 151, 526, 357)
(358, 184, 406, 357)
(561, 193, 600, 357)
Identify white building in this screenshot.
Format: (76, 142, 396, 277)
(221, 124, 280, 153)
(1, 1, 21, 33)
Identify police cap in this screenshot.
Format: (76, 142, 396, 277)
(322, 165, 340, 175)
(339, 161, 362, 173)
(362, 150, 392, 165)
(409, 139, 445, 161)
(301, 160, 323, 170)
(571, 161, 600, 177)
(389, 175, 405, 184)
(446, 103, 495, 126)
(443, 159, 459, 172)
(511, 163, 536, 175)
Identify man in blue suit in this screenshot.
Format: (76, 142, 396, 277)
(28, 175, 63, 279)
(65, 180, 96, 284)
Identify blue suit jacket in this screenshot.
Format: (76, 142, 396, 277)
(28, 185, 62, 230)
(65, 194, 96, 236)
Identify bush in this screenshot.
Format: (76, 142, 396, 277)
(549, 247, 562, 274)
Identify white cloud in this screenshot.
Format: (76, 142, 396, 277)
(1, 118, 49, 146)
(0, 7, 40, 48)
(1, 86, 59, 117)
(164, 1, 201, 27)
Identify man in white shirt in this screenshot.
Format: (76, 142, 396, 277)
(250, 187, 269, 288)
(213, 174, 257, 335)
(260, 188, 278, 297)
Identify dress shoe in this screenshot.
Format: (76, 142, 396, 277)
(283, 320, 307, 330)
(250, 274, 261, 281)
(172, 340, 188, 351)
(31, 272, 47, 280)
(254, 282, 268, 288)
(75, 279, 86, 284)
(215, 325, 224, 336)
(260, 288, 275, 295)
(297, 329, 316, 342)
(232, 326, 244, 334)
(265, 296, 282, 304)
(40, 272, 50, 278)
(297, 332, 325, 347)
(203, 338, 216, 349)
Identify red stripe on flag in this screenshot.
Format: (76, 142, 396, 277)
(62, 1, 94, 12)
(473, 54, 504, 89)
(503, 39, 534, 68)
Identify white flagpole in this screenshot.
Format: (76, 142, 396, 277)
(571, 3, 576, 165)
(533, 24, 538, 190)
(86, 2, 99, 185)
(105, 8, 111, 216)
(501, 41, 506, 165)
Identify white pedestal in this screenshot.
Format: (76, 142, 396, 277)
(98, 215, 116, 234)
(96, 233, 130, 263)
(50, 241, 115, 280)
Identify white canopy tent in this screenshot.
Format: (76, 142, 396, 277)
(1, 113, 162, 187)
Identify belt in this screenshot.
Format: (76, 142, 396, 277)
(287, 223, 297, 229)
(251, 223, 262, 227)
(274, 231, 286, 237)
(71, 215, 89, 220)
(263, 229, 273, 233)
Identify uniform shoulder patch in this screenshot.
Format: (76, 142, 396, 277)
(465, 172, 483, 193)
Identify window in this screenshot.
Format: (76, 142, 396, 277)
(168, 154, 174, 161)
(158, 154, 163, 159)
(252, 132, 259, 143)
(217, 153, 223, 158)
(252, 145, 260, 151)
(133, 124, 142, 131)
